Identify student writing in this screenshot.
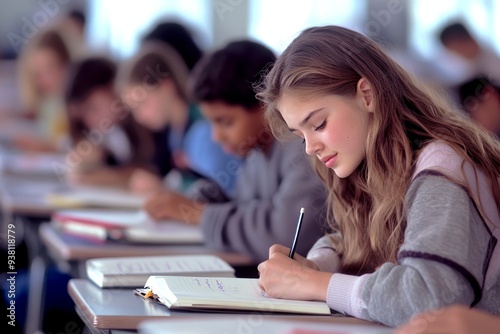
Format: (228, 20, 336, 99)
(141, 40, 328, 262)
(256, 25, 500, 327)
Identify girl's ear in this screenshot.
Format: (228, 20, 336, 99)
(357, 77, 374, 113)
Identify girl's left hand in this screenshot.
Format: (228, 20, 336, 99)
(257, 244, 332, 301)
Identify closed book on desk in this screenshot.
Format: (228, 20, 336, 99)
(52, 209, 203, 244)
(46, 185, 147, 209)
(1, 151, 66, 175)
(87, 255, 235, 288)
(142, 276, 331, 315)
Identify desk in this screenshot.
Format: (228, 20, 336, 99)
(39, 223, 255, 275)
(138, 317, 392, 334)
(69, 279, 389, 333)
(1, 173, 254, 333)
(0, 166, 66, 333)
(68, 279, 181, 331)
(0, 173, 64, 217)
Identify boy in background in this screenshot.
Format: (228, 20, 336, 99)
(143, 40, 328, 263)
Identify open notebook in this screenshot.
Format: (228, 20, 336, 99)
(86, 255, 235, 288)
(140, 276, 332, 315)
(51, 209, 203, 244)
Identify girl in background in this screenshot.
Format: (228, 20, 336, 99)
(117, 41, 240, 196)
(64, 56, 153, 187)
(15, 28, 72, 152)
(257, 25, 500, 327)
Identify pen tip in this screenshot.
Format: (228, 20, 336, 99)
(300, 207, 304, 213)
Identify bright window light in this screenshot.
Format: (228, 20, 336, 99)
(249, 0, 365, 54)
(87, 0, 212, 60)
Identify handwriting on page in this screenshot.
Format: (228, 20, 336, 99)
(172, 277, 261, 297)
(157, 276, 334, 314)
(191, 278, 240, 294)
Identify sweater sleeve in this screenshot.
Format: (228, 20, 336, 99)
(200, 147, 328, 263)
(324, 173, 493, 327)
(306, 234, 341, 273)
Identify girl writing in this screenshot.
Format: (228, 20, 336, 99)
(257, 25, 500, 327)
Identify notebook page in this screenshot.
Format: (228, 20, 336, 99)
(147, 276, 331, 314)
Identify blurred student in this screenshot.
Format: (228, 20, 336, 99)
(396, 305, 500, 334)
(142, 40, 327, 262)
(141, 20, 203, 72)
(458, 76, 500, 138)
(64, 56, 154, 187)
(256, 25, 500, 327)
(15, 28, 72, 152)
(118, 41, 240, 195)
(59, 9, 87, 58)
(439, 21, 500, 82)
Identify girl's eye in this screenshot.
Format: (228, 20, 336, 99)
(314, 120, 326, 131)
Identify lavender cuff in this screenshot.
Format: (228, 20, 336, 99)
(326, 273, 370, 318)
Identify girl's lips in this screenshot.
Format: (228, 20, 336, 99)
(321, 154, 338, 168)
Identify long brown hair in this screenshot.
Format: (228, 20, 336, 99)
(257, 25, 500, 275)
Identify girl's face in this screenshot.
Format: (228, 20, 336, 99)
(123, 81, 175, 131)
(29, 48, 66, 96)
(80, 88, 120, 130)
(277, 80, 373, 178)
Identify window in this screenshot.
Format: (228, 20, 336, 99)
(409, 0, 498, 59)
(86, 0, 212, 59)
(249, 0, 365, 54)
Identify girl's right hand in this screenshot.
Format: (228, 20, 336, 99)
(257, 244, 330, 301)
(268, 244, 320, 271)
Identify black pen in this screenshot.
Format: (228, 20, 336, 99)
(289, 207, 305, 258)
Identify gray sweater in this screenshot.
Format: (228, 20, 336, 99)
(307, 142, 500, 327)
(200, 139, 328, 263)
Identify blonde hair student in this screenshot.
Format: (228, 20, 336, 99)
(257, 25, 500, 327)
(16, 28, 72, 151)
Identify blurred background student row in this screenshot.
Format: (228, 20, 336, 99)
(1, 1, 499, 149)
(0, 1, 499, 333)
